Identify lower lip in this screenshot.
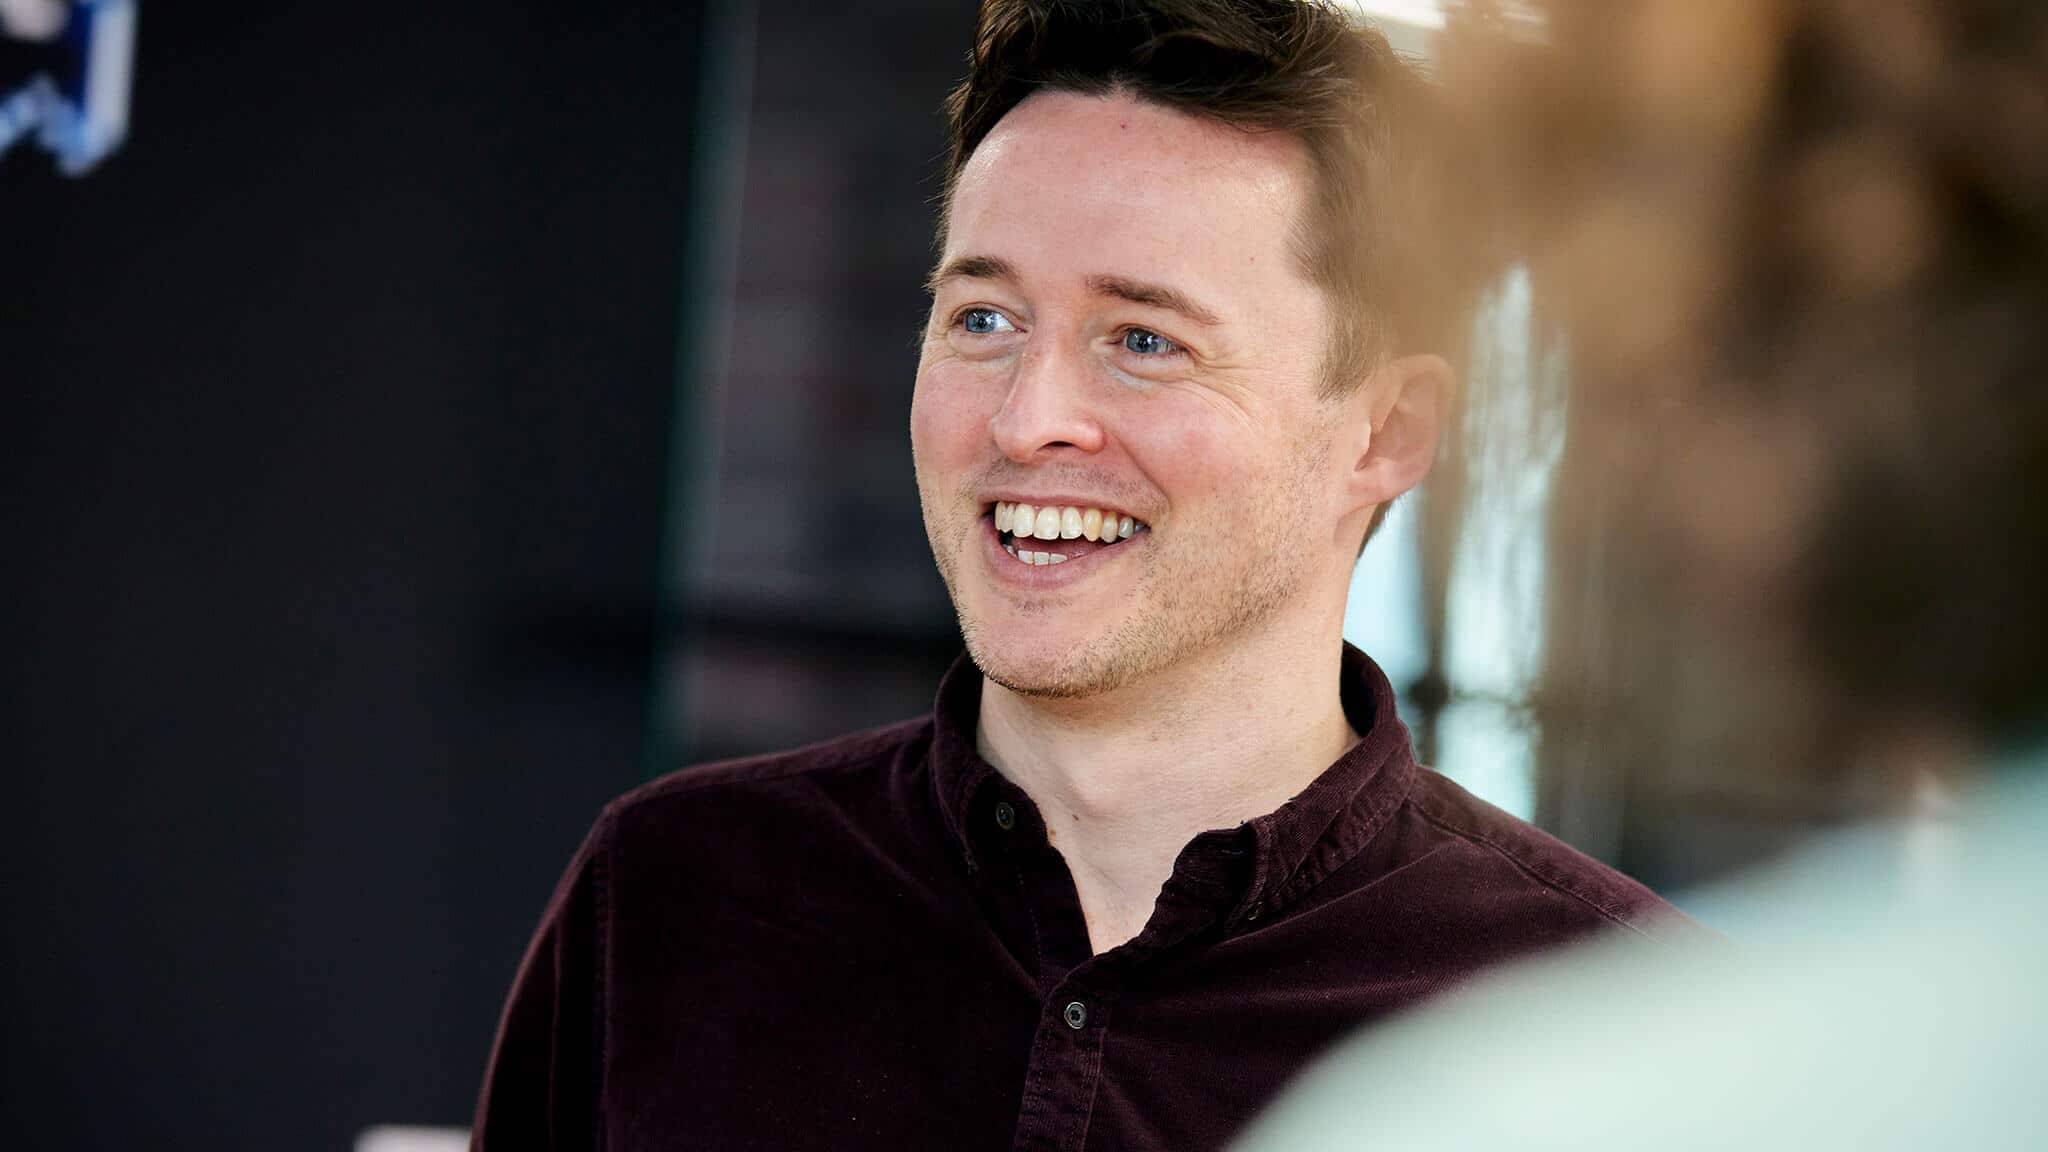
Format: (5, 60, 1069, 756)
(980, 514, 1139, 588)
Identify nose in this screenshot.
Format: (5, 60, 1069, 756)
(988, 341, 1107, 462)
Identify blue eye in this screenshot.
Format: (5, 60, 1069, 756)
(960, 308, 1014, 335)
(1122, 328, 1176, 356)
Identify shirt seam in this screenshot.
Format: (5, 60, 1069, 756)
(1007, 850, 1050, 988)
(939, 758, 995, 874)
(1408, 801, 1653, 937)
(619, 721, 929, 812)
(1270, 752, 1417, 912)
(1074, 1004, 1109, 1151)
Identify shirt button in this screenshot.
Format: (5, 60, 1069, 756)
(1063, 1001, 1088, 1030)
(1244, 902, 1264, 923)
(994, 801, 1016, 831)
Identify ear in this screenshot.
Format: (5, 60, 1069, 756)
(1341, 353, 1450, 515)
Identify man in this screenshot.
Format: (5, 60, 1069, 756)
(471, 2, 1687, 1149)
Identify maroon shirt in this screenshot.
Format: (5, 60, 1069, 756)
(472, 646, 1688, 1151)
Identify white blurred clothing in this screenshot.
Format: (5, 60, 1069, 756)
(1236, 760, 2048, 1151)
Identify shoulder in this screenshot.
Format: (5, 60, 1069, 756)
(623, 716, 931, 802)
(1398, 767, 1693, 941)
(587, 716, 936, 854)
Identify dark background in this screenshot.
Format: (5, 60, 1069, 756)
(3, 3, 701, 1146)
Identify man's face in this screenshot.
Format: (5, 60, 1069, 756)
(912, 90, 1354, 698)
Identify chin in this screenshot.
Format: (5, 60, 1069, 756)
(971, 649, 1110, 700)
(961, 614, 1150, 701)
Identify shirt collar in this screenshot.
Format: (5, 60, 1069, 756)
(927, 644, 1419, 923)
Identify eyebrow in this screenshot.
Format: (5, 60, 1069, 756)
(926, 256, 1225, 329)
(926, 254, 1019, 295)
(1085, 274, 1224, 328)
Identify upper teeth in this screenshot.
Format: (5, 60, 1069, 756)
(994, 502, 1145, 542)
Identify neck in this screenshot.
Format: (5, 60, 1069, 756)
(975, 618, 1359, 955)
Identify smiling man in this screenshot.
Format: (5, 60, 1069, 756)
(470, 3, 1686, 1150)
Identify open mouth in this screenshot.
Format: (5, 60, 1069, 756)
(991, 501, 1150, 566)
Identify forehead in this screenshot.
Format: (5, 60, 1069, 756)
(943, 90, 1316, 296)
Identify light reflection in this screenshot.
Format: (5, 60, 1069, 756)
(1346, 266, 1558, 822)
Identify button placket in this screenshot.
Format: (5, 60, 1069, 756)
(1011, 987, 1112, 1151)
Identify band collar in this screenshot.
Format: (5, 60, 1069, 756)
(927, 644, 1419, 920)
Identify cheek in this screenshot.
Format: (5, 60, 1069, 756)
(1108, 392, 1257, 501)
(910, 362, 999, 475)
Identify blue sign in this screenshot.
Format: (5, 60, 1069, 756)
(1, 0, 137, 175)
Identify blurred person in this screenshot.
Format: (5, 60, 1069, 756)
(1236, 0, 2048, 1148)
(470, 2, 1696, 1149)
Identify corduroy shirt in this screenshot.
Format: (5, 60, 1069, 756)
(471, 646, 1688, 1152)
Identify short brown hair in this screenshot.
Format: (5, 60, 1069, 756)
(939, 0, 1454, 397)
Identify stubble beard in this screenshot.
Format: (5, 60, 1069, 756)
(926, 445, 1329, 702)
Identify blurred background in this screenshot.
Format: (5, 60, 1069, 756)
(7, 0, 2043, 1148)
